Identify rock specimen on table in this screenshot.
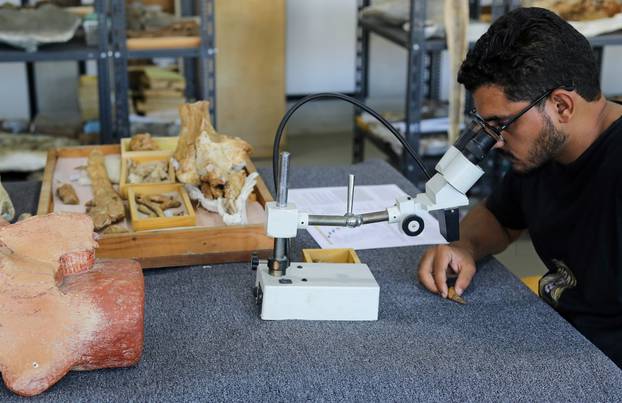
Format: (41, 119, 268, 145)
(56, 183, 79, 205)
(0, 213, 144, 397)
(173, 101, 258, 224)
(128, 133, 160, 151)
(0, 177, 15, 222)
(85, 150, 125, 231)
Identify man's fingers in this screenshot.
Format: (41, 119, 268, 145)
(417, 249, 439, 294)
(433, 247, 451, 298)
(454, 263, 476, 296)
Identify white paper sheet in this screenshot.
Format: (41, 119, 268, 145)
(288, 184, 447, 250)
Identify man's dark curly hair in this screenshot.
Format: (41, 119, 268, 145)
(458, 7, 601, 102)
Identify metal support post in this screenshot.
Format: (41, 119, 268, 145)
(110, 0, 131, 141)
(428, 51, 442, 101)
(96, 0, 113, 143)
(182, 0, 198, 101)
(404, 0, 426, 185)
(353, 0, 371, 163)
(199, 0, 217, 128)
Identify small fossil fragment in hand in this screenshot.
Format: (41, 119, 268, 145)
(447, 287, 466, 305)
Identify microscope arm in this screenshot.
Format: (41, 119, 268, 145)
(268, 145, 486, 241)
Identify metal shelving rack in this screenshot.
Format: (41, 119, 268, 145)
(110, 0, 217, 141)
(353, 0, 519, 185)
(0, 0, 113, 138)
(0, 0, 216, 144)
(353, 0, 622, 187)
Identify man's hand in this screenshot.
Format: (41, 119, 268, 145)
(417, 243, 477, 298)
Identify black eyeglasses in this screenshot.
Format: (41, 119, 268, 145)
(468, 85, 575, 142)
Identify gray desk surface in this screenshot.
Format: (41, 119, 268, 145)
(2, 159, 622, 402)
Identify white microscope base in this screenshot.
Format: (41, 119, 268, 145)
(255, 262, 380, 321)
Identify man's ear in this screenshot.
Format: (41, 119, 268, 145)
(550, 89, 575, 124)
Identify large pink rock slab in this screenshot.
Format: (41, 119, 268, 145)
(0, 213, 144, 396)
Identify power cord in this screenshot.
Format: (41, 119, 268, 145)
(272, 92, 433, 190)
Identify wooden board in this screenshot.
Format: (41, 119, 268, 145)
(215, 0, 286, 157)
(37, 145, 274, 269)
(127, 37, 201, 50)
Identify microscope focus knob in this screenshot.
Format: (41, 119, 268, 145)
(402, 215, 424, 237)
(250, 252, 259, 271)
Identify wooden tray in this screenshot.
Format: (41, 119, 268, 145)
(302, 249, 361, 264)
(37, 144, 274, 269)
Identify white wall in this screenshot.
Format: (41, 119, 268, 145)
(601, 46, 622, 95)
(286, 0, 357, 94)
(0, 64, 29, 120)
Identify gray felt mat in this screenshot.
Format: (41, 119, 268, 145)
(2, 160, 621, 401)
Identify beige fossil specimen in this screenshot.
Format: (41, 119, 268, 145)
(85, 150, 125, 231)
(0, 213, 144, 397)
(57, 183, 80, 205)
(173, 101, 256, 222)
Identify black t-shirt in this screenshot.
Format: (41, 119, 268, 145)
(486, 115, 622, 368)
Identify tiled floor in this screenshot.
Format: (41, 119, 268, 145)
(256, 131, 548, 280)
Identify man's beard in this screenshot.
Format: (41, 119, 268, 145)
(510, 113, 568, 173)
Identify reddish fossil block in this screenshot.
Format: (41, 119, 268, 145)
(0, 213, 144, 397)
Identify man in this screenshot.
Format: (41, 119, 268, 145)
(417, 7, 622, 367)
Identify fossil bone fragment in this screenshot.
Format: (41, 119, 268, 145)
(136, 194, 181, 217)
(86, 150, 125, 231)
(0, 213, 144, 397)
(128, 132, 160, 151)
(17, 213, 31, 222)
(447, 287, 466, 305)
(102, 224, 129, 234)
(127, 160, 170, 184)
(173, 101, 255, 224)
(137, 203, 157, 217)
(57, 183, 80, 205)
(0, 177, 15, 222)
